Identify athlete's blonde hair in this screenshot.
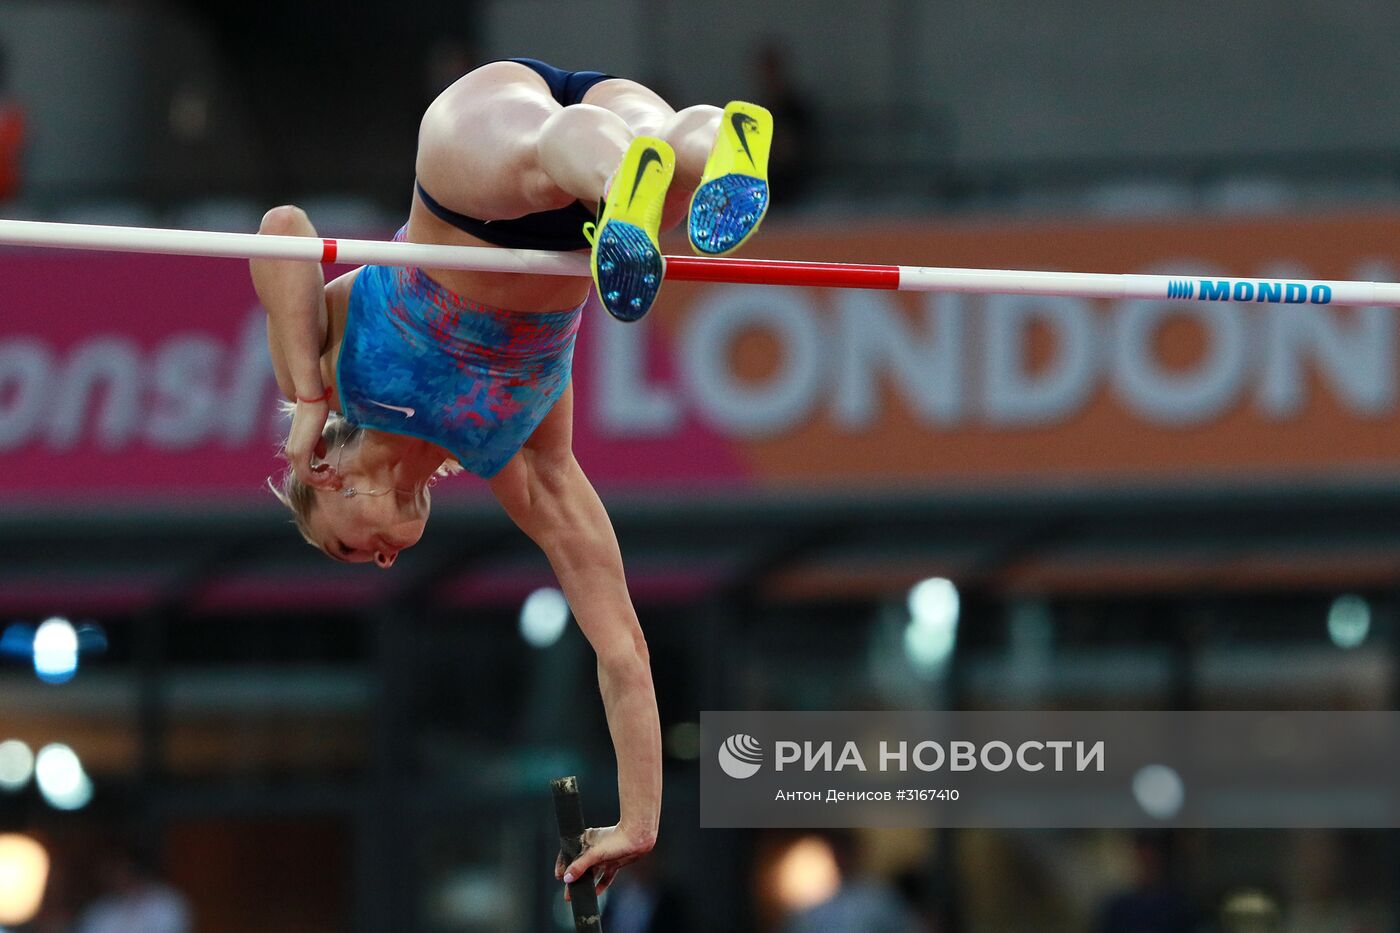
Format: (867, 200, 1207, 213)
(266, 401, 458, 550)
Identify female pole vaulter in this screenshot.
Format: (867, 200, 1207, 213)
(255, 57, 772, 898)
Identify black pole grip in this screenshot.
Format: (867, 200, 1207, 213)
(551, 775, 602, 931)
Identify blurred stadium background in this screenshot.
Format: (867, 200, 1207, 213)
(3, 1, 1400, 931)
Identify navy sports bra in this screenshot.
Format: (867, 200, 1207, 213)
(415, 57, 615, 252)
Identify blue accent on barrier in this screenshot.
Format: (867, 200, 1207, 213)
(1194, 279, 1333, 305)
(1199, 280, 1231, 301)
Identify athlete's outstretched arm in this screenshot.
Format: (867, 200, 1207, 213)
(489, 391, 661, 896)
(253, 204, 336, 490)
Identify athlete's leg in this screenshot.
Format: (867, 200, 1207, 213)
(534, 103, 634, 204)
(416, 61, 635, 221)
(661, 106, 725, 190)
(580, 79, 721, 226)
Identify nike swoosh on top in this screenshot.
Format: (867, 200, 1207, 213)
(627, 148, 663, 209)
(731, 112, 757, 166)
(366, 399, 416, 418)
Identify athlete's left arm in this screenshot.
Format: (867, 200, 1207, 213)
(488, 387, 661, 894)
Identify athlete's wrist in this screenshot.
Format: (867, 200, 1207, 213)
(296, 386, 333, 405)
(615, 818, 658, 851)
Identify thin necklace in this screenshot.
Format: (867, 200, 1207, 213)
(333, 435, 436, 498)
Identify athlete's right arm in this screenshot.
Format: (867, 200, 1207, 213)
(252, 204, 337, 490)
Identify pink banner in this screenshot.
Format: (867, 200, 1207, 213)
(2, 250, 282, 499)
(0, 248, 748, 501)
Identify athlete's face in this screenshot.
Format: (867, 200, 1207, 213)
(306, 485, 429, 569)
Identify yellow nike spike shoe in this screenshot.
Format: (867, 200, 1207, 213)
(583, 136, 676, 322)
(688, 101, 772, 256)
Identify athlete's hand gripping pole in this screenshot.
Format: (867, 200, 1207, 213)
(552, 776, 603, 931)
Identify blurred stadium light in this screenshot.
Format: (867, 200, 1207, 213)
(1327, 594, 1371, 650)
(33, 744, 92, 811)
(0, 743, 33, 793)
(904, 577, 960, 674)
(0, 833, 48, 926)
(519, 587, 570, 649)
(770, 836, 840, 912)
(1132, 764, 1186, 821)
(31, 617, 77, 685)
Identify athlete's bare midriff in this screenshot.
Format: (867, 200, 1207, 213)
(405, 192, 594, 313)
(314, 196, 593, 409)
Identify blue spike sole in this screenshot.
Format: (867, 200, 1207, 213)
(689, 174, 770, 255)
(594, 221, 664, 323)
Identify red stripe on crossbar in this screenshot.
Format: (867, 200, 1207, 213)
(664, 256, 901, 290)
(320, 239, 338, 263)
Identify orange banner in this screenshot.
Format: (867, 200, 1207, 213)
(585, 212, 1400, 490)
